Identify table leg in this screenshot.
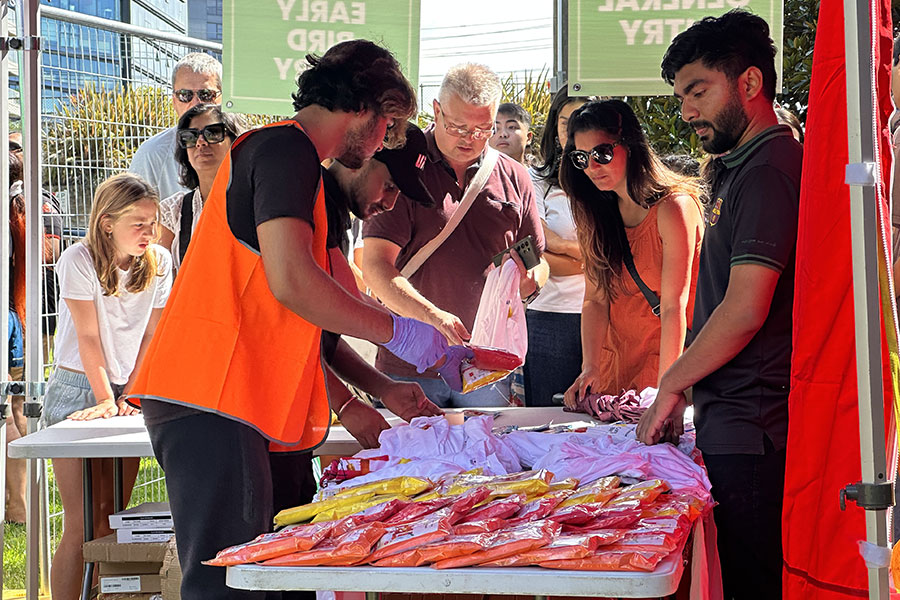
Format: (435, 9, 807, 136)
(113, 457, 123, 513)
(80, 458, 94, 600)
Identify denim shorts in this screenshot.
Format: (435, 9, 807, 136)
(39, 368, 125, 428)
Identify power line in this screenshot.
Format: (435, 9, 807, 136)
(422, 25, 551, 42)
(421, 17, 550, 31)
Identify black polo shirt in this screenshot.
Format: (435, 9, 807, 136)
(691, 125, 803, 455)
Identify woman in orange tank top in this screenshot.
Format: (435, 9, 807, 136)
(560, 100, 704, 403)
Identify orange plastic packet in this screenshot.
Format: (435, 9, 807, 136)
(453, 518, 508, 535)
(538, 549, 668, 572)
(641, 494, 706, 521)
(368, 513, 454, 562)
(204, 521, 333, 566)
(481, 530, 626, 567)
(330, 498, 410, 538)
(558, 476, 621, 508)
(262, 522, 386, 566)
(372, 532, 496, 567)
(606, 479, 669, 508)
(432, 520, 561, 569)
(458, 494, 526, 523)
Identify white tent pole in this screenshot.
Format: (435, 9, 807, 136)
(843, 0, 891, 598)
(0, 0, 11, 591)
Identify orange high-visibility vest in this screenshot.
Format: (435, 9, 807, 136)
(129, 120, 331, 450)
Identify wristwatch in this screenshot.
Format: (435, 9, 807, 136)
(523, 282, 542, 306)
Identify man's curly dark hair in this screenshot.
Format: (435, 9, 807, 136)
(661, 9, 778, 101)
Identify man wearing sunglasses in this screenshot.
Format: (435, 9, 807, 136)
(129, 52, 222, 200)
(363, 63, 549, 408)
(635, 11, 802, 599)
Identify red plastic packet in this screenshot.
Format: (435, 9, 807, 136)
(384, 497, 453, 525)
(262, 522, 386, 566)
(319, 456, 389, 487)
(482, 530, 626, 566)
(538, 550, 668, 572)
(506, 491, 571, 527)
(204, 521, 333, 566)
(368, 513, 453, 562)
(561, 506, 643, 532)
(459, 495, 525, 523)
(453, 518, 508, 535)
(331, 498, 410, 538)
(469, 345, 522, 371)
(432, 520, 561, 569)
(448, 486, 493, 513)
(549, 502, 609, 525)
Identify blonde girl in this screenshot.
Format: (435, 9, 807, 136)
(42, 173, 172, 600)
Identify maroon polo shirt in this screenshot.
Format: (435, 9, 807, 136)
(363, 126, 545, 378)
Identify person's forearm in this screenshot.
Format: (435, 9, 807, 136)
(531, 257, 550, 289)
(544, 251, 583, 277)
(327, 338, 394, 398)
(657, 305, 688, 386)
(580, 298, 610, 369)
(364, 260, 443, 324)
(660, 299, 765, 393)
(76, 335, 116, 402)
(324, 365, 355, 415)
(543, 224, 569, 255)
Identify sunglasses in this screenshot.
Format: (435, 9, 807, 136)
(174, 88, 220, 103)
(568, 141, 622, 170)
(177, 123, 228, 148)
(9, 142, 22, 153)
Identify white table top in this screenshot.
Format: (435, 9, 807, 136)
(226, 552, 685, 598)
(8, 407, 592, 460)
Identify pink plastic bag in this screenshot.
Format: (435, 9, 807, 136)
(470, 259, 527, 361)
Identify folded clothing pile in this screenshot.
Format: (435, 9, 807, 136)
(563, 389, 649, 424)
(208, 469, 707, 573)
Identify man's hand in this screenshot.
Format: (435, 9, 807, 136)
(636, 386, 687, 445)
(68, 399, 118, 421)
(509, 250, 539, 300)
(427, 309, 471, 346)
(380, 380, 443, 422)
(339, 399, 391, 449)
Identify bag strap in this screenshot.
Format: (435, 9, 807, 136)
(400, 147, 500, 279)
(621, 240, 661, 317)
(179, 190, 195, 265)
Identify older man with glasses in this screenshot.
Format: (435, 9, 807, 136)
(363, 63, 549, 408)
(129, 52, 222, 199)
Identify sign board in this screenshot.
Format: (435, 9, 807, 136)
(223, 0, 421, 115)
(568, 0, 784, 97)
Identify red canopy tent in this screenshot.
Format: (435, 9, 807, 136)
(783, 0, 896, 598)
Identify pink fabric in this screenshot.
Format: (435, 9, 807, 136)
(470, 258, 528, 360)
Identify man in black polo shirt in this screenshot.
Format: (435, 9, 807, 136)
(636, 10, 802, 599)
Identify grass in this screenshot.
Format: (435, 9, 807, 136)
(3, 457, 167, 590)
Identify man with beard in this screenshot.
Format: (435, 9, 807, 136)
(635, 10, 801, 599)
(128, 41, 460, 600)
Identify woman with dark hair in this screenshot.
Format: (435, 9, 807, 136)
(560, 99, 704, 404)
(522, 86, 592, 406)
(159, 103, 247, 270)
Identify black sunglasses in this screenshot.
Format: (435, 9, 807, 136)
(177, 123, 228, 148)
(174, 88, 220, 103)
(569, 141, 622, 170)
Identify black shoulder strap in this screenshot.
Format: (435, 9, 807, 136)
(621, 241, 661, 317)
(179, 190, 195, 265)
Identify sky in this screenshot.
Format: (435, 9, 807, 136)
(417, 0, 556, 107)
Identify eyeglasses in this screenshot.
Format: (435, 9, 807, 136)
(9, 142, 22, 154)
(568, 141, 622, 170)
(436, 104, 494, 141)
(177, 123, 228, 148)
(174, 88, 221, 103)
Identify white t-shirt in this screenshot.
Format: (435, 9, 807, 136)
(160, 188, 203, 270)
(129, 127, 189, 201)
(54, 243, 173, 384)
(529, 174, 586, 313)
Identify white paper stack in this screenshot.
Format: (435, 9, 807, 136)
(109, 502, 174, 544)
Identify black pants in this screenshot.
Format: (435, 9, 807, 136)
(702, 438, 786, 600)
(523, 310, 582, 406)
(148, 411, 315, 600)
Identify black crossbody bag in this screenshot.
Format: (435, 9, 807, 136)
(621, 241, 661, 317)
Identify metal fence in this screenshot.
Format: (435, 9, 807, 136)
(4, 4, 221, 588)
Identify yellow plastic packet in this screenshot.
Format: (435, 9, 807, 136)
(311, 494, 407, 523)
(445, 470, 553, 497)
(331, 476, 433, 500)
(558, 476, 622, 508)
(461, 363, 511, 394)
(548, 478, 580, 492)
(413, 490, 442, 503)
(274, 491, 377, 526)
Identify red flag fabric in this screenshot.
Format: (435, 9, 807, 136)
(783, 0, 894, 597)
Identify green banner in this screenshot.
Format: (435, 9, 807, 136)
(222, 0, 420, 115)
(568, 0, 783, 97)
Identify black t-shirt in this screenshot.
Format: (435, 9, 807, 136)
(226, 124, 321, 252)
(320, 168, 352, 254)
(691, 125, 803, 455)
